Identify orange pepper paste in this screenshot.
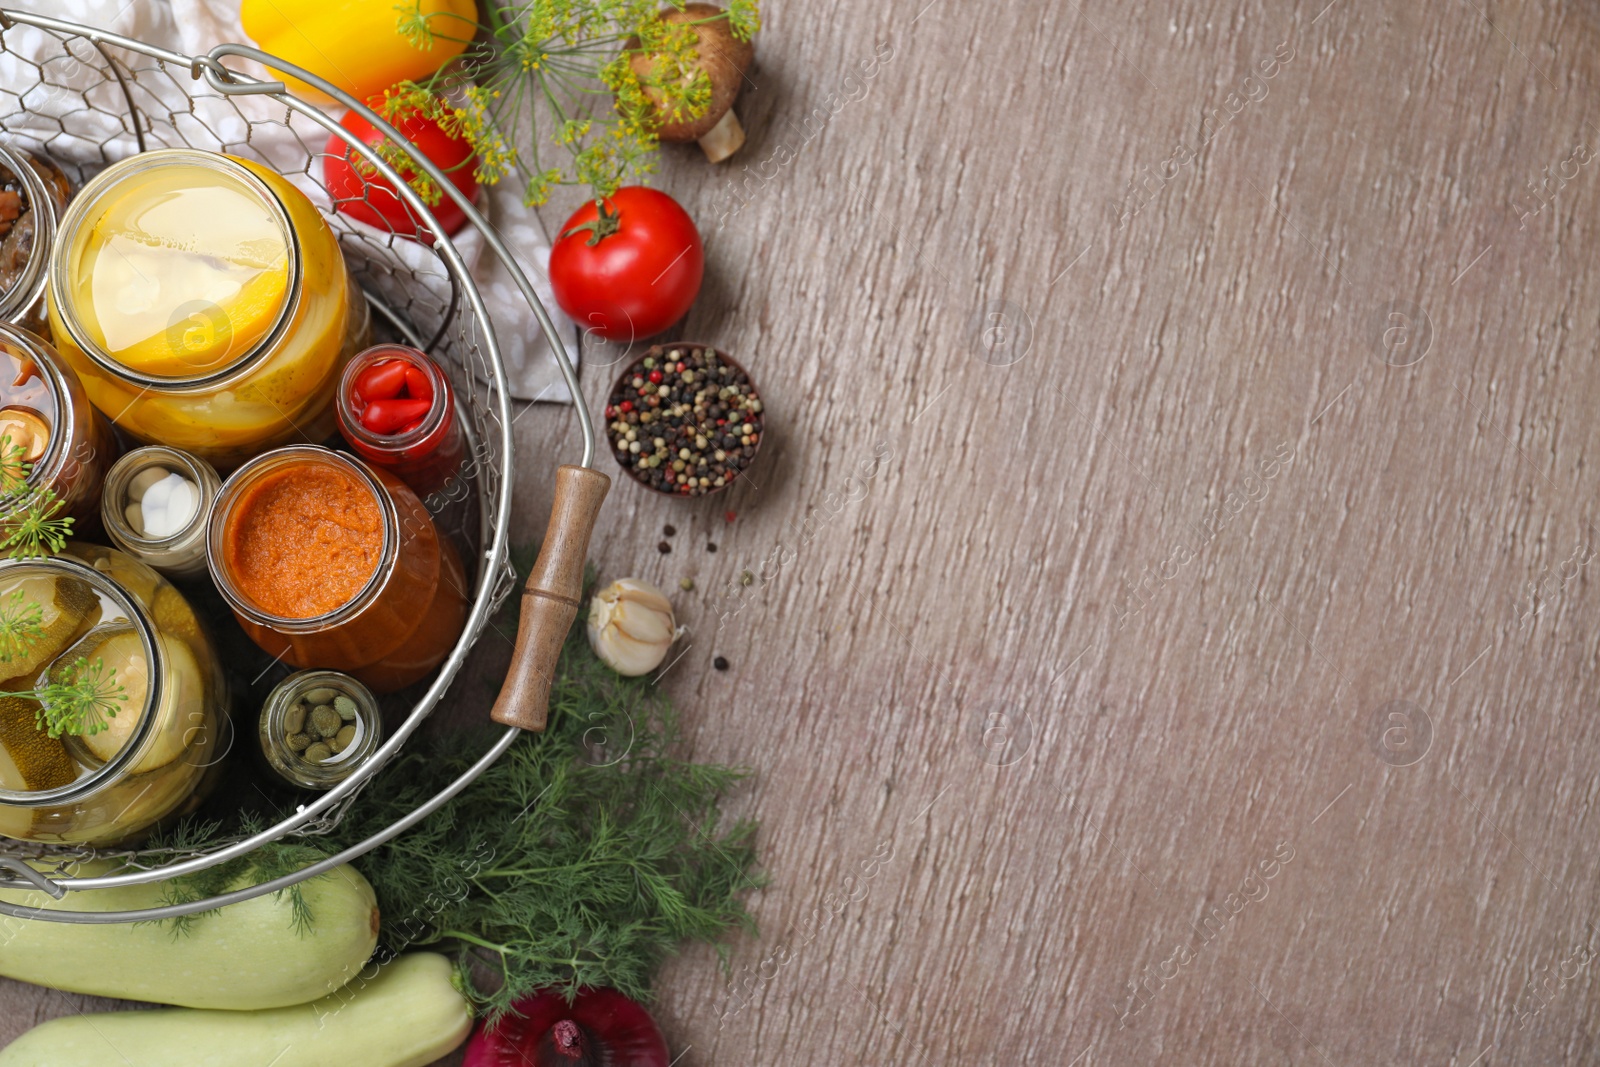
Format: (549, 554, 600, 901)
(224, 462, 383, 618)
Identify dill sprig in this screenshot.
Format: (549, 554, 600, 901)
(391, 0, 760, 205)
(14, 655, 127, 739)
(0, 588, 43, 665)
(0, 436, 72, 559)
(326, 596, 762, 1017)
(144, 814, 326, 937)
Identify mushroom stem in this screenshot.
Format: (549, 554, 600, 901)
(697, 109, 746, 163)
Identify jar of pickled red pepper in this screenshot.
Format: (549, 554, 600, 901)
(206, 445, 468, 693)
(0, 323, 118, 532)
(0, 545, 229, 846)
(337, 344, 466, 499)
(45, 149, 371, 469)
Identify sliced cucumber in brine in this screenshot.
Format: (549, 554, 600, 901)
(0, 575, 99, 680)
(66, 628, 203, 774)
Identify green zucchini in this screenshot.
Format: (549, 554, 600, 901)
(0, 952, 471, 1067)
(0, 859, 378, 1009)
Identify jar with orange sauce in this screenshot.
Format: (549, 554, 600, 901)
(206, 446, 467, 693)
(45, 149, 371, 469)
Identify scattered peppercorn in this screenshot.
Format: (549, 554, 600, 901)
(663, 524, 677, 537)
(713, 656, 729, 671)
(679, 577, 695, 590)
(725, 510, 737, 523)
(657, 540, 672, 554)
(706, 542, 717, 553)
(608, 346, 764, 496)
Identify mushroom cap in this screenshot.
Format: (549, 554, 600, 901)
(626, 4, 754, 143)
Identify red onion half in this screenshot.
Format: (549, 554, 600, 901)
(463, 987, 670, 1067)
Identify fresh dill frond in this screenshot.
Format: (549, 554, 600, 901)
(0, 434, 74, 560)
(327, 602, 762, 1018)
(13, 656, 127, 739)
(143, 814, 328, 937)
(0, 588, 44, 665)
(390, 0, 759, 205)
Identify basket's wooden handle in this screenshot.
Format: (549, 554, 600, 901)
(491, 464, 611, 732)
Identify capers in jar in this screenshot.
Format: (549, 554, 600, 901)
(310, 705, 340, 738)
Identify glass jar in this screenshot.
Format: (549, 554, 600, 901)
(337, 344, 467, 499)
(207, 445, 468, 694)
(0, 544, 229, 846)
(101, 446, 222, 580)
(46, 148, 372, 469)
(0, 143, 71, 336)
(258, 669, 382, 789)
(0, 323, 118, 532)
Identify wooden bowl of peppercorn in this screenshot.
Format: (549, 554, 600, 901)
(604, 343, 764, 498)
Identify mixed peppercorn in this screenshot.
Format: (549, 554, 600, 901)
(606, 346, 763, 496)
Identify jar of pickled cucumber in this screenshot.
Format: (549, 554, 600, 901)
(0, 544, 229, 846)
(45, 149, 371, 469)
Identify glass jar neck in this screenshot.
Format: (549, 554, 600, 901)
(47, 149, 304, 392)
(102, 446, 221, 555)
(0, 144, 58, 325)
(208, 446, 399, 631)
(0, 554, 163, 808)
(337, 345, 454, 454)
(0, 323, 80, 499)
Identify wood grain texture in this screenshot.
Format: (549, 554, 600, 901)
(8, 0, 1600, 1063)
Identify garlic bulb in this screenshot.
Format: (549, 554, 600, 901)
(587, 578, 677, 676)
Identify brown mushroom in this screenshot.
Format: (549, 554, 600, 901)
(627, 4, 755, 164)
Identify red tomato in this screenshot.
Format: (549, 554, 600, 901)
(549, 187, 704, 341)
(324, 99, 479, 243)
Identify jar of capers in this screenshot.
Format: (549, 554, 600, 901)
(258, 669, 381, 789)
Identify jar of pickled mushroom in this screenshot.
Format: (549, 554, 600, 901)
(0, 323, 118, 533)
(45, 148, 371, 468)
(207, 445, 468, 693)
(0, 143, 72, 336)
(0, 544, 229, 846)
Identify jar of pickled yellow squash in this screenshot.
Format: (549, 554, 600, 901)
(46, 149, 371, 468)
(0, 544, 229, 846)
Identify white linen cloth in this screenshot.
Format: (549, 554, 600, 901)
(0, 0, 578, 401)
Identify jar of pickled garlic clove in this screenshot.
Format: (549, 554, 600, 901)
(0, 545, 230, 846)
(45, 149, 371, 469)
(207, 445, 468, 694)
(0, 323, 118, 533)
(100, 446, 222, 580)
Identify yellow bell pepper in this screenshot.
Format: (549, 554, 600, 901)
(240, 0, 477, 104)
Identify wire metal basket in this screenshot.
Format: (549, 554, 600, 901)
(0, 9, 597, 923)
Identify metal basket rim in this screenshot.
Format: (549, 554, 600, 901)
(0, 9, 589, 920)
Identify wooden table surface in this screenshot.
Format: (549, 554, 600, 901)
(9, 0, 1600, 1063)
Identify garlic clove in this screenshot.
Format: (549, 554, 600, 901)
(587, 577, 677, 676)
(123, 501, 143, 533)
(139, 472, 199, 539)
(127, 465, 171, 502)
